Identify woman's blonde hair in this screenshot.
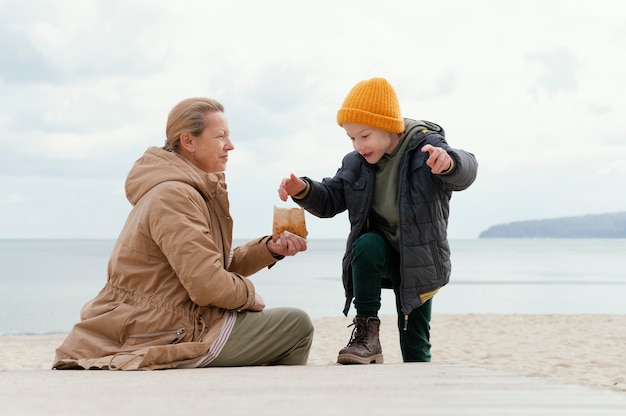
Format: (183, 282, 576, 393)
(164, 97, 224, 150)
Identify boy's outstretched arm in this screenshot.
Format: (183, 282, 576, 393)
(278, 173, 307, 201)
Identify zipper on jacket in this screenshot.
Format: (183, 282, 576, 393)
(403, 314, 409, 331)
(128, 328, 187, 343)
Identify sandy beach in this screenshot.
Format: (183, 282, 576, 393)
(1, 314, 625, 394)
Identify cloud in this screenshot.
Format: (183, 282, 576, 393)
(0, 193, 23, 206)
(1, 0, 626, 239)
(0, 25, 59, 84)
(526, 47, 579, 95)
(587, 102, 611, 116)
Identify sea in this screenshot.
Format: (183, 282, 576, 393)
(1, 238, 625, 336)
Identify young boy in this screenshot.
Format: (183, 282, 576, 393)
(278, 77, 478, 364)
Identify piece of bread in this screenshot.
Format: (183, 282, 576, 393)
(272, 206, 308, 241)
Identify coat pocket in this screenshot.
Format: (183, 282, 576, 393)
(125, 328, 188, 347)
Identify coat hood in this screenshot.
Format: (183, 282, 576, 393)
(125, 146, 226, 206)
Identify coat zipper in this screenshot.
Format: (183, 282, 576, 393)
(398, 133, 430, 332)
(128, 328, 187, 343)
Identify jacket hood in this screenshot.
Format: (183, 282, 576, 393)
(403, 118, 444, 137)
(125, 146, 225, 206)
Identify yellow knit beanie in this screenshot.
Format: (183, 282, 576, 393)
(336, 77, 405, 133)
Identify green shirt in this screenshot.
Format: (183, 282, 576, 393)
(371, 130, 413, 251)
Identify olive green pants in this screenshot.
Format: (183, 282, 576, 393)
(352, 231, 432, 362)
(210, 307, 313, 366)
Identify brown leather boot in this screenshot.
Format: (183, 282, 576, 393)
(337, 317, 383, 364)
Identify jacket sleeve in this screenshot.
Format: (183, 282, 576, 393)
(148, 182, 256, 311)
(426, 133, 478, 191)
(228, 235, 281, 276)
(291, 153, 359, 218)
(441, 147, 478, 191)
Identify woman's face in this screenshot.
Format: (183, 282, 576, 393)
(190, 111, 234, 173)
(343, 122, 400, 164)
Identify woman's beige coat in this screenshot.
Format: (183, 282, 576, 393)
(53, 147, 279, 370)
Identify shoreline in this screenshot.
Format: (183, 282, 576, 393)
(2, 313, 625, 393)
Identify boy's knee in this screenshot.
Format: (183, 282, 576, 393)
(352, 232, 386, 258)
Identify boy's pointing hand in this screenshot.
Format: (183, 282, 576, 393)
(422, 145, 452, 174)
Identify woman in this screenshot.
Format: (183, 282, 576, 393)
(53, 98, 313, 370)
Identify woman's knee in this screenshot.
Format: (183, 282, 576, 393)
(292, 308, 314, 338)
(274, 307, 314, 338)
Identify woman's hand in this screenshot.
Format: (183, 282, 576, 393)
(278, 173, 306, 201)
(267, 231, 307, 257)
(248, 292, 265, 312)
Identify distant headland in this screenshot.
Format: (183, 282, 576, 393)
(479, 211, 626, 238)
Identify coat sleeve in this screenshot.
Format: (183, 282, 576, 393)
(148, 183, 256, 311)
(441, 147, 478, 191)
(228, 235, 281, 276)
(425, 132, 478, 191)
(291, 153, 358, 218)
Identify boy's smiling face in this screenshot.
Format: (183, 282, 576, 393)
(343, 122, 401, 164)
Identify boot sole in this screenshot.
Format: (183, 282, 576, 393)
(337, 353, 384, 365)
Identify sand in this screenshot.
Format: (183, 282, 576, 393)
(1, 314, 625, 393)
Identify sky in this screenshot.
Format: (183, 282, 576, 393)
(1, 0, 625, 240)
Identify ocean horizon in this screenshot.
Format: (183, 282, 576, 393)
(1, 238, 626, 336)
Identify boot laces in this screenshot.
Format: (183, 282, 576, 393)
(345, 319, 366, 347)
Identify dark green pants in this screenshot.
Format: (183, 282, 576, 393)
(351, 231, 432, 362)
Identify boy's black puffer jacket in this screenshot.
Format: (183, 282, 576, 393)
(294, 119, 478, 317)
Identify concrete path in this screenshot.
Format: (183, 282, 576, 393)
(2, 363, 626, 415)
